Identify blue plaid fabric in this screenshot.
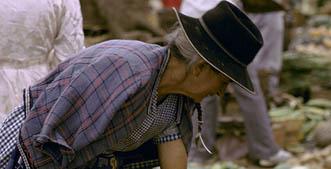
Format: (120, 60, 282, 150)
(16, 40, 195, 169)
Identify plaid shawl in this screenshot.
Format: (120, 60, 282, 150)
(18, 40, 194, 168)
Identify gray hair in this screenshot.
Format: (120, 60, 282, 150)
(165, 26, 200, 66)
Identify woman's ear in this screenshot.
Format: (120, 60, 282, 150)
(192, 59, 208, 77)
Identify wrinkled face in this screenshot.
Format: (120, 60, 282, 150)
(184, 62, 230, 102)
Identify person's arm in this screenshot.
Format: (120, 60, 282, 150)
(51, 0, 85, 68)
(157, 139, 187, 169)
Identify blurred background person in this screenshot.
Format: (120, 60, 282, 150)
(180, 0, 291, 167)
(0, 0, 85, 123)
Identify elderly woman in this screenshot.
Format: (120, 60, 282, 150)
(0, 1, 262, 169)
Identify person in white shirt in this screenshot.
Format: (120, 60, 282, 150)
(181, 0, 291, 167)
(0, 0, 85, 123)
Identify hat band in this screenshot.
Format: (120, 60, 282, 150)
(198, 17, 245, 67)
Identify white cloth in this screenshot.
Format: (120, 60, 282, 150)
(180, 0, 243, 18)
(248, 12, 284, 72)
(0, 0, 85, 122)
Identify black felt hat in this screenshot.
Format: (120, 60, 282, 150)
(174, 1, 263, 93)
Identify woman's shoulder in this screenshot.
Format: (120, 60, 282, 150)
(98, 40, 167, 60)
(97, 40, 168, 73)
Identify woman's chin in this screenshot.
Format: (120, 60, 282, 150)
(193, 98, 202, 102)
(192, 95, 207, 103)
(185, 92, 215, 102)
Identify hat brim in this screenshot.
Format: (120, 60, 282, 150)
(242, 0, 285, 13)
(174, 9, 255, 94)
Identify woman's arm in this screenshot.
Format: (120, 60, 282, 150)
(157, 139, 187, 169)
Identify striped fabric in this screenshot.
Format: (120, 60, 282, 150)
(17, 40, 195, 169)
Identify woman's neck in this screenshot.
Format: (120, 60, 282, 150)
(158, 54, 188, 97)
